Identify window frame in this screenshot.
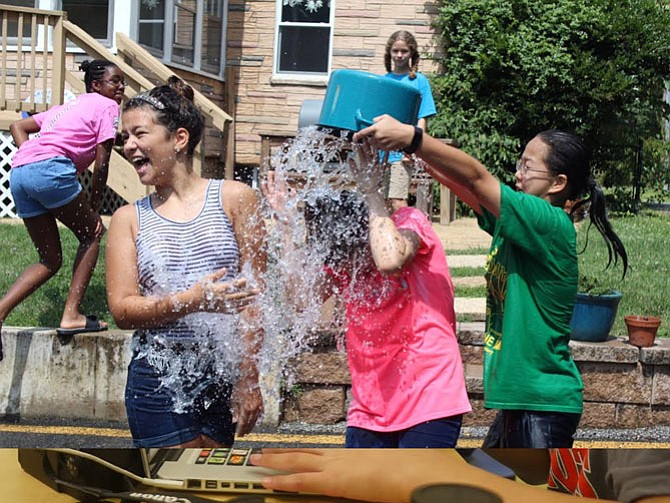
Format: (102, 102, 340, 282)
(133, 0, 228, 80)
(61, 0, 115, 46)
(272, 0, 334, 83)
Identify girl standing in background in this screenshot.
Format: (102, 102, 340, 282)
(383, 30, 437, 211)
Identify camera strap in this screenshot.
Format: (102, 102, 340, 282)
(53, 478, 265, 503)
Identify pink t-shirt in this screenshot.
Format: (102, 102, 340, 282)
(331, 206, 472, 431)
(12, 92, 119, 173)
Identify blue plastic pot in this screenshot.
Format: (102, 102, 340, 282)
(569, 291, 623, 342)
(318, 69, 421, 133)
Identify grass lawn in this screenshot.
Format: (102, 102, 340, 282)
(576, 209, 669, 338)
(0, 221, 111, 329)
(448, 209, 670, 338)
(0, 209, 668, 338)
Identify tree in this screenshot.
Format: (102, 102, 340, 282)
(430, 0, 670, 200)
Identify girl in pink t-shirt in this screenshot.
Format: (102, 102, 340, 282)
(0, 59, 124, 360)
(263, 140, 471, 447)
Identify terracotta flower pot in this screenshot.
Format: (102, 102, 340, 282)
(624, 315, 661, 348)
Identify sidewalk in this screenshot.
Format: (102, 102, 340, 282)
(432, 217, 491, 251)
(433, 217, 489, 319)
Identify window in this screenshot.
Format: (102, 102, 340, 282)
(201, 0, 224, 74)
(138, 0, 166, 55)
(275, 0, 333, 76)
(62, 0, 113, 44)
(172, 0, 196, 66)
(137, 0, 226, 78)
(6, 1, 115, 44)
(1, 0, 37, 40)
(1, 0, 34, 7)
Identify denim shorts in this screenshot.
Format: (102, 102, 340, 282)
(482, 409, 581, 448)
(10, 157, 82, 218)
(125, 352, 236, 448)
(345, 414, 463, 448)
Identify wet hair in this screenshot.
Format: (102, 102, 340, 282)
(384, 30, 420, 79)
(537, 130, 628, 276)
(79, 59, 119, 93)
(123, 75, 204, 155)
(303, 191, 369, 266)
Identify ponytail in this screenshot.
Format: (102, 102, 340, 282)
(538, 130, 628, 278)
(408, 58, 417, 80)
(579, 179, 629, 277)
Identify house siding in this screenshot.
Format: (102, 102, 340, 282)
(226, 0, 442, 167)
(1, 1, 443, 180)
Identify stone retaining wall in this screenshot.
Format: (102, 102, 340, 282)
(283, 322, 670, 429)
(2, 324, 668, 430)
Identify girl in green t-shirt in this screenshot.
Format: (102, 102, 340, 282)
(353, 117, 628, 448)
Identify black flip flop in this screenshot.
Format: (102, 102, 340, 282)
(56, 315, 108, 344)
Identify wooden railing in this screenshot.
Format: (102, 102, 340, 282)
(0, 4, 233, 205)
(0, 5, 66, 115)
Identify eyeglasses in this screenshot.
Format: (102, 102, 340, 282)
(98, 79, 127, 87)
(515, 160, 552, 177)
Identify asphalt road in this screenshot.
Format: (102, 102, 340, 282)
(2, 417, 670, 449)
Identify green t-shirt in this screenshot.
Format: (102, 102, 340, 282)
(477, 183, 583, 413)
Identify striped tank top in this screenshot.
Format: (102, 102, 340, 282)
(134, 179, 240, 342)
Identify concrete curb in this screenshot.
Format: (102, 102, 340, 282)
(0, 327, 288, 427)
(1, 327, 131, 422)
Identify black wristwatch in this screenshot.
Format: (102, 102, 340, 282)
(403, 126, 423, 154)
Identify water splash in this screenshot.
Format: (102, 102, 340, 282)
(134, 126, 374, 419)
(255, 127, 357, 388)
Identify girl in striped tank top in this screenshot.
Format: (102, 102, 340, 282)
(106, 77, 265, 448)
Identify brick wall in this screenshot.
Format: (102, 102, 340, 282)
(226, 0, 443, 166)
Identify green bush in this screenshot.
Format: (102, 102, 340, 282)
(430, 0, 670, 196)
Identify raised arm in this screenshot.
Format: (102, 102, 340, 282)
(349, 140, 420, 273)
(224, 180, 267, 293)
(354, 115, 501, 217)
(260, 170, 336, 303)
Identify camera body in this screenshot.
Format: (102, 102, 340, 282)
(18, 449, 143, 501)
